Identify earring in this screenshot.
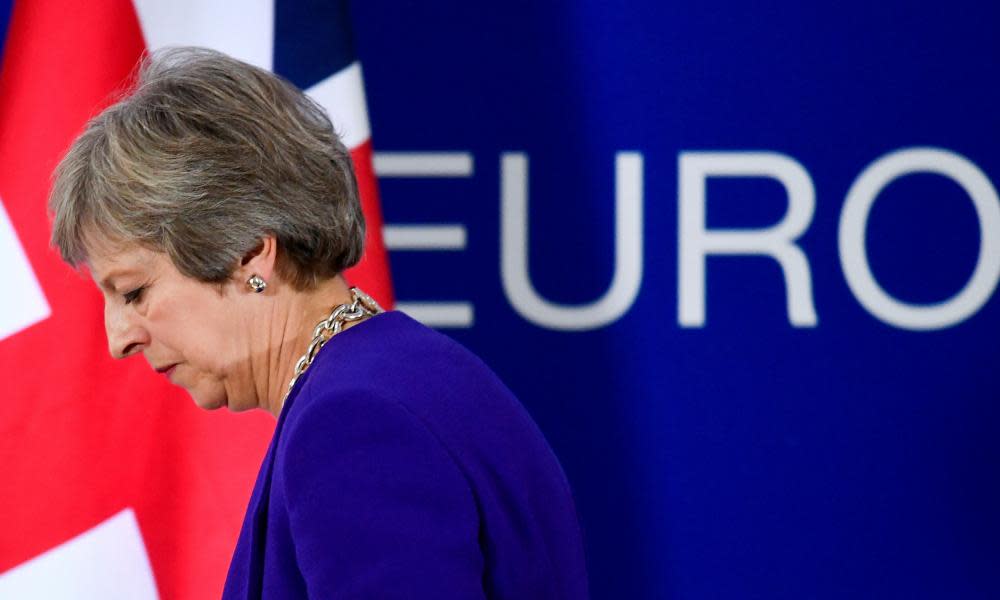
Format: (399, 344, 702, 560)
(247, 274, 267, 293)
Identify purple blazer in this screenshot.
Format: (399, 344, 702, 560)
(222, 311, 588, 599)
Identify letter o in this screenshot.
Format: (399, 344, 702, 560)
(839, 147, 1000, 330)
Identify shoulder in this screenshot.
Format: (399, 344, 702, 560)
(293, 310, 550, 455)
(296, 311, 519, 419)
(272, 309, 536, 495)
(329, 310, 491, 374)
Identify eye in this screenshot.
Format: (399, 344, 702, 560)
(123, 286, 146, 305)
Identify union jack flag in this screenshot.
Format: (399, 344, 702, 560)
(0, 1, 392, 598)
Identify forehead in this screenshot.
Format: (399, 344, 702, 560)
(86, 240, 164, 288)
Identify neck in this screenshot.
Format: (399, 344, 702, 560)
(257, 276, 355, 417)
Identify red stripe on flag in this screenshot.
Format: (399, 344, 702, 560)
(346, 139, 395, 308)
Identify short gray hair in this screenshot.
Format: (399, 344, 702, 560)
(49, 46, 365, 290)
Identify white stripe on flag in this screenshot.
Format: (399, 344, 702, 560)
(0, 197, 50, 341)
(0, 509, 159, 600)
(132, 0, 276, 70)
(306, 62, 372, 150)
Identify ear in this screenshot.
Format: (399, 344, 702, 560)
(235, 235, 278, 290)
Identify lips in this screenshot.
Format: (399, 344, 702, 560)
(155, 363, 179, 378)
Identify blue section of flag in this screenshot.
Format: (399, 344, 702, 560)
(0, 0, 12, 64)
(273, 0, 356, 90)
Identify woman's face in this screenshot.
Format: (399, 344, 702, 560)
(87, 242, 258, 411)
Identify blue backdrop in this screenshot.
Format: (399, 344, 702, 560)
(351, 2, 1000, 598)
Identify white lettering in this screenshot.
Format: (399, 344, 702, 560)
(374, 152, 474, 177)
(375, 152, 476, 328)
(678, 152, 817, 327)
(501, 152, 643, 331)
(839, 147, 1000, 330)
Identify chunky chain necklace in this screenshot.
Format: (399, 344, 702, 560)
(282, 287, 384, 403)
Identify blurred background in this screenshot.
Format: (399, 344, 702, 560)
(1, 1, 998, 598)
(358, 2, 1000, 598)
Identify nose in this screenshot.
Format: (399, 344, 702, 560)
(105, 301, 150, 359)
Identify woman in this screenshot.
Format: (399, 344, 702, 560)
(49, 48, 588, 598)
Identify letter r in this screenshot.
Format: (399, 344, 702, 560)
(678, 152, 818, 327)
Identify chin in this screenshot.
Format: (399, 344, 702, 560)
(190, 395, 226, 411)
(186, 387, 229, 411)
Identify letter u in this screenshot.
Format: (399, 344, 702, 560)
(500, 152, 644, 331)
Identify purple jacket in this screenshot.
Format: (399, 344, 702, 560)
(222, 311, 588, 599)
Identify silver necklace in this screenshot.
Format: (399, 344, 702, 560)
(282, 287, 384, 403)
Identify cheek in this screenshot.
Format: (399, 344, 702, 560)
(203, 320, 254, 377)
(182, 321, 241, 374)
(149, 293, 242, 372)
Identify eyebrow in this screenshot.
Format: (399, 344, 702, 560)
(97, 268, 139, 292)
